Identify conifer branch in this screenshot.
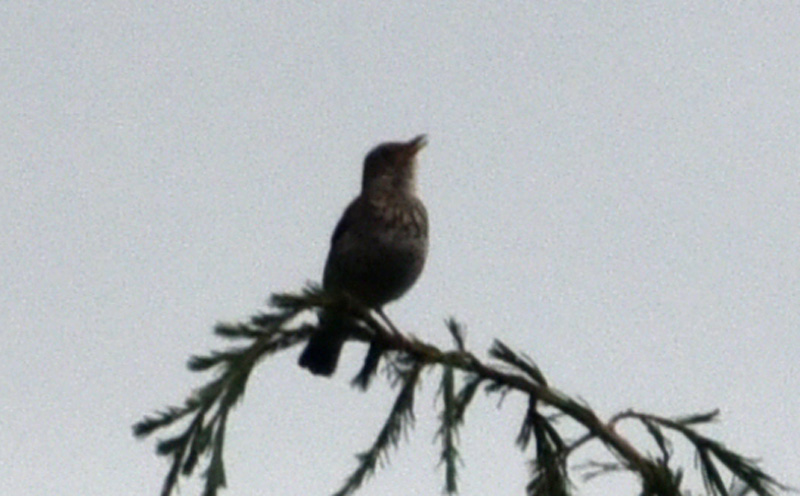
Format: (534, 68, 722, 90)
(134, 286, 789, 496)
(436, 364, 460, 494)
(332, 360, 423, 496)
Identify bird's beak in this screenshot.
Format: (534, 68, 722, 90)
(406, 134, 428, 157)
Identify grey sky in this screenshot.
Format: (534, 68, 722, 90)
(2, 2, 798, 495)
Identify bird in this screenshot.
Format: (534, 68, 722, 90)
(298, 135, 429, 376)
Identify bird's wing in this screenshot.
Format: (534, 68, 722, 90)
(330, 197, 361, 246)
(323, 197, 362, 290)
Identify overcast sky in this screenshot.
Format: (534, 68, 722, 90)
(2, 2, 798, 495)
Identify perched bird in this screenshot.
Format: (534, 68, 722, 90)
(298, 135, 429, 376)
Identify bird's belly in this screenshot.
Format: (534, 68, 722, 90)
(323, 235, 427, 307)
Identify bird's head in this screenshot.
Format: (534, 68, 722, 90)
(362, 134, 427, 194)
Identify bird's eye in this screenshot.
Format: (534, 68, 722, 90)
(371, 147, 393, 165)
(368, 150, 382, 163)
(365, 145, 396, 168)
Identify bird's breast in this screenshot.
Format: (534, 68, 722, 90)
(367, 195, 428, 241)
(322, 193, 428, 306)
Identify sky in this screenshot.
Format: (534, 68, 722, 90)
(2, 2, 798, 495)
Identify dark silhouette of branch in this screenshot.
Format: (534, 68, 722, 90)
(133, 285, 790, 496)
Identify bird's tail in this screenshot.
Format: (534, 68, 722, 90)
(298, 312, 350, 376)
